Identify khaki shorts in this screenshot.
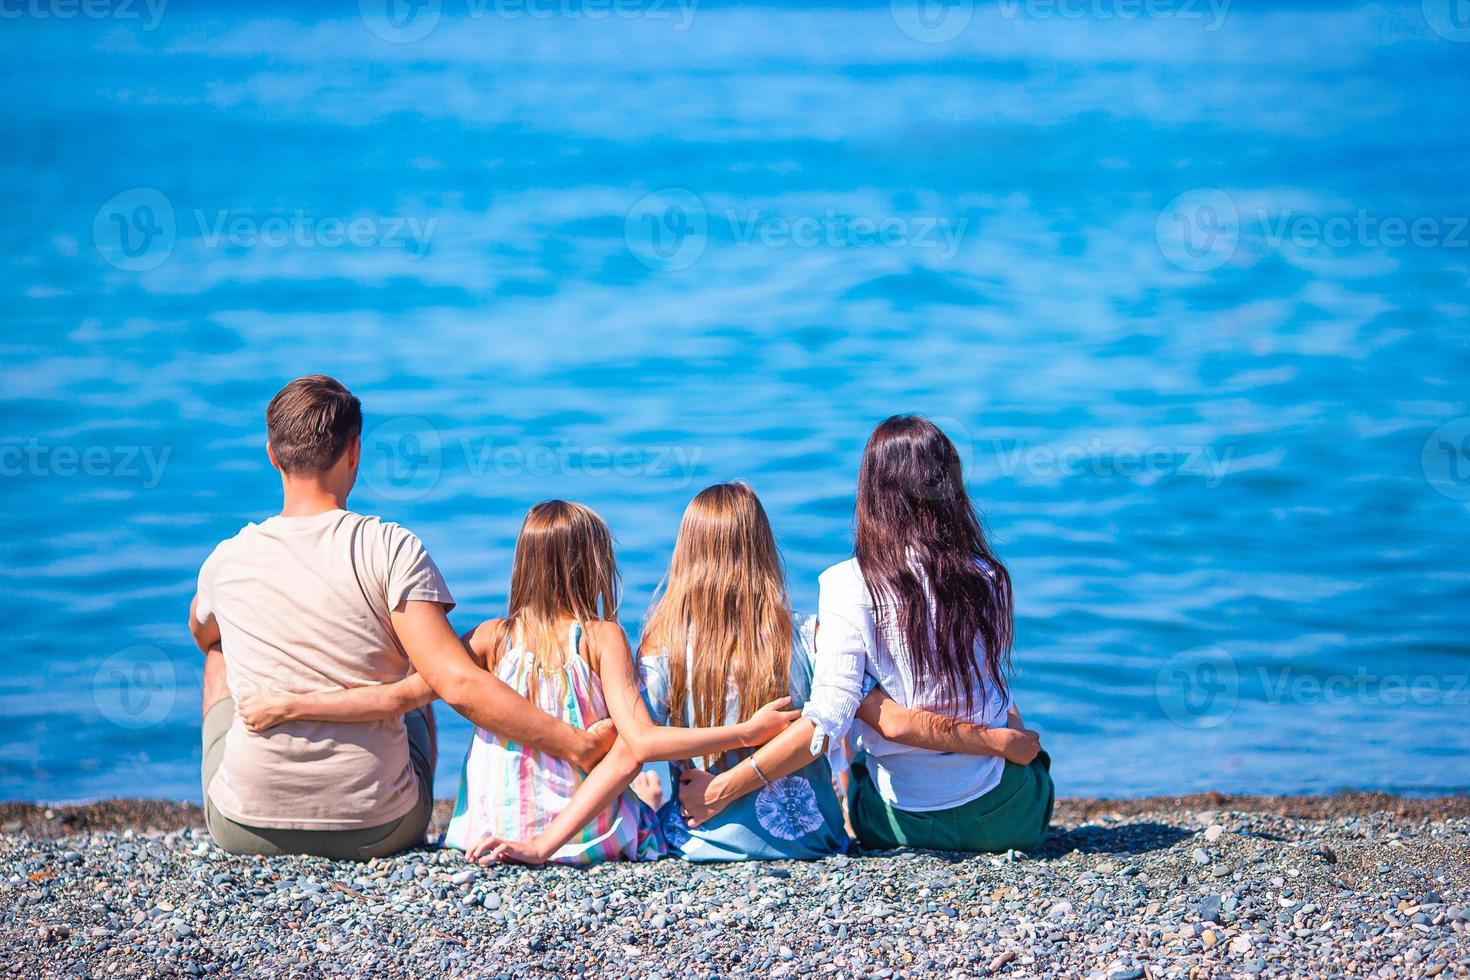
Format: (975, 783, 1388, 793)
(201, 697, 435, 860)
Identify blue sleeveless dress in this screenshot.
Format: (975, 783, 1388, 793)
(639, 614, 851, 862)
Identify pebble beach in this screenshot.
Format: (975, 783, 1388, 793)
(3, 795, 1467, 979)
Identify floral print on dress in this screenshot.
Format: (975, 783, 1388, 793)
(754, 776, 826, 841)
(661, 797, 694, 850)
(637, 622, 850, 862)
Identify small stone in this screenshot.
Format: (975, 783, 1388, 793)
(1204, 825, 1224, 843)
(1202, 929, 1218, 948)
(1196, 895, 1223, 923)
(1193, 848, 1211, 865)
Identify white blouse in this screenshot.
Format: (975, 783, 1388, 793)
(802, 557, 1013, 811)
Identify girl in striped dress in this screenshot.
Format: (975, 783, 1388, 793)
(446, 499, 799, 865)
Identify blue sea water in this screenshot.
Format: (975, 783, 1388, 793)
(1, 1, 1468, 803)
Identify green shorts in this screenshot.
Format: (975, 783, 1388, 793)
(848, 750, 1054, 854)
(200, 697, 435, 860)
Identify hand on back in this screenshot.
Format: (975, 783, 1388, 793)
(998, 727, 1041, 766)
(236, 689, 291, 734)
(738, 697, 801, 747)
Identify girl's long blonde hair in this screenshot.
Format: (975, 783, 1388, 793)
(486, 500, 620, 697)
(641, 482, 793, 765)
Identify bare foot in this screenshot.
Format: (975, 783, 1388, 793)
(632, 770, 664, 809)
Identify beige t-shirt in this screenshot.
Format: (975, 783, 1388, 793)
(195, 509, 454, 830)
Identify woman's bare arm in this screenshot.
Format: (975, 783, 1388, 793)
(678, 717, 820, 827)
(681, 693, 1041, 826)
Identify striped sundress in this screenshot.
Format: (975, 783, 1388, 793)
(443, 621, 664, 863)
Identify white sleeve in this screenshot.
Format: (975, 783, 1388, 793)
(194, 543, 224, 623)
(801, 582, 870, 756)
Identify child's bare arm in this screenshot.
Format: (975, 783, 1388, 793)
(855, 687, 1040, 764)
(591, 622, 799, 764)
(236, 674, 436, 733)
(462, 620, 508, 671)
(468, 736, 645, 865)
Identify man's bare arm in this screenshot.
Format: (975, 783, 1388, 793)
(187, 595, 220, 654)
(390, 600, 611, 771)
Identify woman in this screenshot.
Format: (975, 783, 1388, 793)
(679, 418, 1053, 853)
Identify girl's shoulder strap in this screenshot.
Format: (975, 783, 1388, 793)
(786, 612, 817, 704)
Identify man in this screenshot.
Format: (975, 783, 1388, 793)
(188, 375, 612, 859)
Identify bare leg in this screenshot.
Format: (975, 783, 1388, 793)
(632, 769, 665, 809)
(202, 644, 228, 715)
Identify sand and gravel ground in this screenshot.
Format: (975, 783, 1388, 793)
(3, 795, 1467, 979)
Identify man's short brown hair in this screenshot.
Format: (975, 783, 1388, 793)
(266, 375, 362, 476)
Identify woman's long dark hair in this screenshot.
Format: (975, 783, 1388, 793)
(854, 415, 1013, 713)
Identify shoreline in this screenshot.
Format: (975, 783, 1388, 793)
(4, 792, 1470, 840)
(5, 793, 1467, 978)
